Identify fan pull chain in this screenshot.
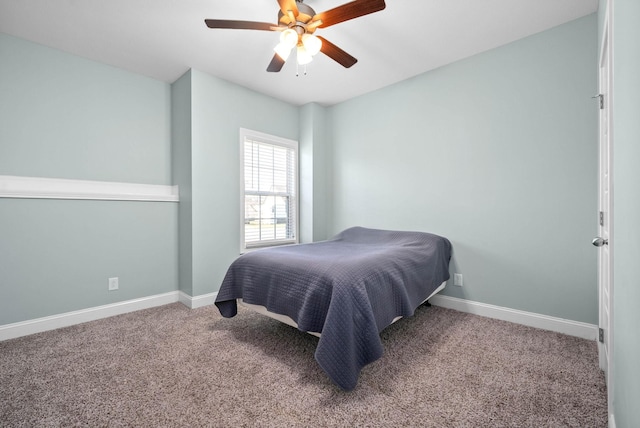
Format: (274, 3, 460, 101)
(295, 63, 308, 77)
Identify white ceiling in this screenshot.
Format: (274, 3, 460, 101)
(0, 0, 597, 106)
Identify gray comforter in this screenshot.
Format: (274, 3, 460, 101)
(215, 227, 452, 390)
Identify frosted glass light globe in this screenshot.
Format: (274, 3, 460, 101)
(280, 29, 298, 48)
(297, 45, 313, 65)
(302, 34, 322, 56)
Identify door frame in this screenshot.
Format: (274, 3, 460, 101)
(597, 0, 614, 422)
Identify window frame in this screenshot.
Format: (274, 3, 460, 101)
(239, 128, 299, 253)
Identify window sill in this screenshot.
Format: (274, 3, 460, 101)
(241, 241, 298, 254)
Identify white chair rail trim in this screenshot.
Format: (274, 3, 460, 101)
(0, 175, 179, 202)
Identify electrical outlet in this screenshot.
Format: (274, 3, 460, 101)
(453, 273, 463, 286)
(108, 277, 119, 291)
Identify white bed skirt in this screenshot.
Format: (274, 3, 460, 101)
(238, 281, 447, 338)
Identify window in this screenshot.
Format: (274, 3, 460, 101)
(240, 128, 298, 251)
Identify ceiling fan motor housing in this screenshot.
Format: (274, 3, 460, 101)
(278, 2, 317, 37)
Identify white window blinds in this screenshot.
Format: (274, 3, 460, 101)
(240, 129, 298, 251)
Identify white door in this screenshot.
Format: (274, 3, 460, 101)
(594, 3, 613, 412)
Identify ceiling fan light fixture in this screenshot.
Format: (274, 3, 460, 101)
(274, 42, 293, 61)
(296, 45, 313, 65)
(280, 28, 299, 48)
(301, 34, 322, 56)
(274, 27, 298, 61)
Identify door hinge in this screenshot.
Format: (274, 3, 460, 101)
(599, 328, 604, 343)
(599, 211, 604, 226)
(592, 94, 604, 109)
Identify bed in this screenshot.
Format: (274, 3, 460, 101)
(215, 226, 452, 390)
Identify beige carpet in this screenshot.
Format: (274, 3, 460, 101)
(0, 303, 607, 427)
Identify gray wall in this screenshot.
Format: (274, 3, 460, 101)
(173, 69, 300, 297)
(299, 102, 329, 243)
(171, 70, 193, 297)
(0, 34, 171, 183)
(610, 0, 640, 424)
(327, 15, 598, 324)
(0, 34, 177, 324)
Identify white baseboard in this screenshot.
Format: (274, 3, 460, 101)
(0, 291, 180, 341)
(430, 295, 598, 341)
(178, 291, 217, 309)
(2, 291, 596, 343)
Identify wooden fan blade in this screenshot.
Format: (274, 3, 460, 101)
(317, 36, 357, 68)
(267, 54, 286, 72)
(314, 0, 386, 28)
(277, 0, 299, 18)
(204, 19, 277, 31)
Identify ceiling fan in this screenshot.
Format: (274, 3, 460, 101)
(204, 0, 386, 72)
